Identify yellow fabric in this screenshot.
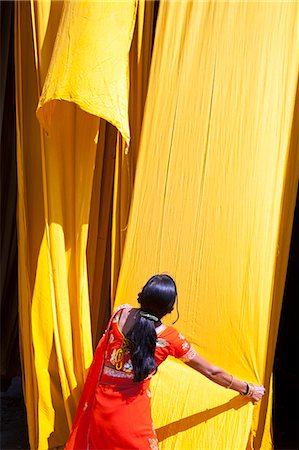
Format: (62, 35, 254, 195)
(87, 119, 118, 346)
(114, 1, 299, 449)
(15, 1, 137, 448)
(36, 0, 137, 144)
(86, 0, 155, 345)
(111, 0, 155, 304)
(15, 0, 298, 448)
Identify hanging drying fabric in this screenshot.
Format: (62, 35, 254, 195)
(15, 1, 137, 448)
(114, 1, 299, 449)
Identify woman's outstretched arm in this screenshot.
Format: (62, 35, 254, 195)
(185, 353, 265, 402)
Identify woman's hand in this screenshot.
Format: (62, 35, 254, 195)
(249, 384, 266, 402)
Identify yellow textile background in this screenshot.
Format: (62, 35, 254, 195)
(86, 0, 155, 345)
(111, 0, 155, 305)
(15, 1, 137, 448)
(36, 0, 137, 144)
(114, 2, 299, 449)
(15, 0, 299, 449)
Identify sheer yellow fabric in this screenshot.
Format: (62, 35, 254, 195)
(15, 1, 137, 448)
(114, 2, 299, 449)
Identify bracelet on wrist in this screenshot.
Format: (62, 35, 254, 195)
(246, 383, 255, 397)
(240, 382, 255, 397)
(240, 382, 249, 396)
(226, 374, 234, 389)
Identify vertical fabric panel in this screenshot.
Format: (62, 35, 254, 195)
(114, 1, 299, 449)
(15, 1, 137, 448)
(15, 3, 53, 445)
(87, 120, 117, 347)
(86, 0, 155, 345)
(111, 0, 155, 303)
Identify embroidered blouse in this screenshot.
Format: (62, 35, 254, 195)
(102, 306, 196, 380)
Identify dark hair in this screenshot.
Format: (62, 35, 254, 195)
(126, 274, 177, 382)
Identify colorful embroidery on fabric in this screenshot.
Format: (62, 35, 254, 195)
(110, 348, 117, 365)
(103, 366, 134, 379)
(123, 360, 133, 371)
(156, 338, 170, 348)
(182, 341, 189, 351)
(115, 338, 131, 370)
(180, 346, 196, 362)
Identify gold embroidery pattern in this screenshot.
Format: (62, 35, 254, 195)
(115, 338, 131, 370)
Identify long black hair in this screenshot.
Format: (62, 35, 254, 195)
(126, 274, 177, 382)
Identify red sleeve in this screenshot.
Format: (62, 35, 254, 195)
(155, 327, 196, 365)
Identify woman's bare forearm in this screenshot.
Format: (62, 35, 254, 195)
(186, 353, 265, 401)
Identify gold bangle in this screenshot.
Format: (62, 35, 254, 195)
(226, 374, 234, 389)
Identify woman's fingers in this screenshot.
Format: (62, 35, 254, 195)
(251, 385, 266, 401)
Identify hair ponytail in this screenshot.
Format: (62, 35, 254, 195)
(127, 274, 177, 382)
(126, 316, 157, 382)
(126, 316, 157, 381)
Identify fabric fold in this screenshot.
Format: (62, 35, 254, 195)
(114, 1, 299, 449)
(36, 0, 137, 144)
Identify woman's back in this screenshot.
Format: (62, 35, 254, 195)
(101, 305, 196, 383)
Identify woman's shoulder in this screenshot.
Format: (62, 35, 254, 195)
(157, 326, 194, 360)
(157, 325, 178, 340)
(111, 304, 135, 329)
(113, 303, 133, 312)
(158, 326, 190, 343)
(112, 304, 133, 318)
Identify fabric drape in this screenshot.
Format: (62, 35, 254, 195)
(111, 0, 155, 306)
(36, 1, 137, 145)
(15, 1, 137, 448)
(114, 2, 299, 449)
(14, 0, 298, 448)
(86, 0, 155, 345)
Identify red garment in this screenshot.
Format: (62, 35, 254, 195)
(65, 305, 195, 450)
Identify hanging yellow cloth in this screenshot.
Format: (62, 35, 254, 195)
(114, 1, 299, 449)
(86, 0, 155, 346)
(15, 1, 137, 448)
(111, 0, 155, 305)
(36, 0, 137, 144)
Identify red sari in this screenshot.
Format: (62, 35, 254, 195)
(65, 305, 195, 450)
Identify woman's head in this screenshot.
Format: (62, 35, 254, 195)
(138, 274, 177, 319)
(127, 274, 177, 382)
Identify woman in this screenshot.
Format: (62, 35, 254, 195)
(65, 274, 265, 450)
